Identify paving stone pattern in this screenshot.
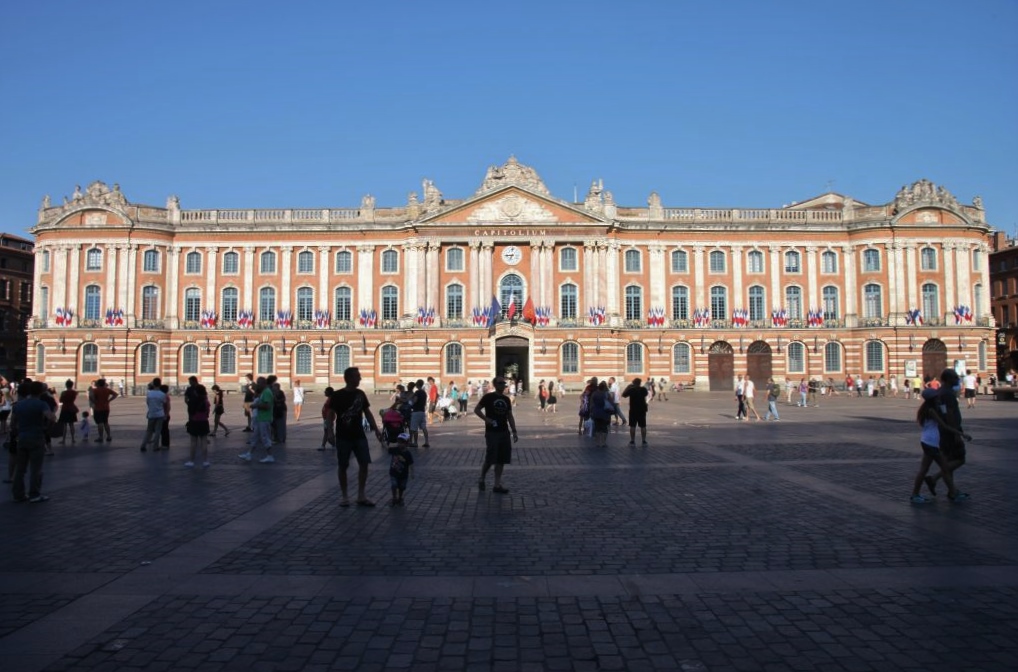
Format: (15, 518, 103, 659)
(0, 392, 1016, 671)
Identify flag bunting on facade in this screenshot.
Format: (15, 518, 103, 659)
(358, 308, 377, 328)
(521, 297, 536, 324)
(771, 308, 788, 327)
(587, 306, 606, 326)
(54, 307, 74, 327)
(104, 308, 125, 326)
(534, 306, 552, 326)
(416, 307, 436, 326)
(487, 296, 501, 328)
(276, 310, 293, 329)
(313, 309, 331, 329)
(692, 308, 711, 327)
(200, 310, 218, 329)
(647, 307, 666, 327)
(905, 308, 924, 326)
(731, 308, 749, 327)
(506, 300, 518, 321)
(806, 308, 825, 327)
(237, 310, 254, 328)
(953, 305, 972, 324)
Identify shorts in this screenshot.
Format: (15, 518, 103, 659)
(389, 476, 409, 490)
(428, 402, 437, 414)
(941, 437, 967, 464)
(410, 411, 427, 431)
(337, 435, 372, 470)
(628, 410, 647, 428)
(186, 420, 210, 437)
(59, 410, 78, 425)
(593, 417, 610, 434)
(484, 432, 512, 465)
(920, 442, 941, 457)
(964, 389, 976, 399)
(92, 410, 109, 424)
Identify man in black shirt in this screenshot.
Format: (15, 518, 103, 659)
(330, 367, 383, 507)
(474, 377, 518, 494)
(622, 378, 650, 446)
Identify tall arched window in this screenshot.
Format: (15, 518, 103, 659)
(140, 343, 158, 375)
(821, 250, 838, 274)
(381, 249, 398, 273)
(747, 250, 764, 273)
(785, 286, 802, 320)
(863, 284, 882, 319)
(624, 249, 641, 273)
(784, 250, 801, 273)
(259, 287, 276, 323)
(865, 341, 884, 372)
(335, 250, 352, 273)
(673, 343, 691, 374)
(185, 251, 202, 274)
(626, 343, 644, 374)
(36, 343, 46, 374)
(142, 286, 159, 320)
(921, 283, 939, 321)
(333, 344, 351, 374)
(824, 342, 842, 372)
(787, 342, 805, 373)
(381, 286, 399, 320)
(710, 286, 727, 320)
(709, 250, 726, 273)
(296, 287, 314, 322)
(671, 249, 688, 272)
(380, 343, 397, 375)
(222, 251, 239, 274)
(184, 288, 202, 322)
(82, 342, 99, 374)
(143, 249, 160, 272)
(260, 251, 276, 274)
(561, 342, 579, 374)
(221, 287, 239, 322)
(257, 344, 274, 374)
(974, 283, 984, 320)
(297, 250, 314, 274)
(671, 286, 689, 321)
(220, 344, 237, 375)
(446, 284, 464, 320)
(294, 344, 313, 375)
(625, 286, 643, 321)
(334, 286, 352, 321)
(822, 286, 839, 319)
(748, 286, 765, 321)
(499, 274, 524, 317)
(445, 342, 463, 376)
(182, 343, 199, 374)
(84, 284, 102, 320)
(560, 283, 578, 320)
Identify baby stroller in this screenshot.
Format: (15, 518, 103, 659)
(380, 405, 407, 446)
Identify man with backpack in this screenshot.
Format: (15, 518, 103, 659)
(238, 377, 276, 464)
(331, 367, 383, 507)
(764, 377, 782, 421)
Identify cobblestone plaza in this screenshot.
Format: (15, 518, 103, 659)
(1, 391, 1016, 671)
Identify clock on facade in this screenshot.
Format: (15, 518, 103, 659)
(501, 245, 522, 265)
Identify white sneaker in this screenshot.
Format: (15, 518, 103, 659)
(238, 452, 252, 461)
(184, 461, 195, 468)
(259, 455, 276, 464)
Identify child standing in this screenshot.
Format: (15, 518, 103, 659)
(388, 432, 414, 506)
(911, 389, 970, 504)
(210, 385, 232, 437)
(78, 412, 92, 442)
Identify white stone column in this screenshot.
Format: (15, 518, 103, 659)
(67, 245, 81, 317)
(842, 245, 857, 325)
(205, 247, 218, 318)
(979, 243, 992, 322)
(529, 241, 542, 309)
(768, 245, 781, 311)
(402, 243, 417, 315)
(33, 245, 46, 319)
(943, 243, 956, 322)
(904, 244, 918, 311)
(648, 244, 666, 311)
(468, 241, 481, 310)
(53, 246, 68, 316)
(730, 245, 743, 310)
(166, 247, 180, 327)
(543, 241, 555, 309)
(693, 245, 706, 308)
(955, 242, 971, 309)
(357, 244, 375, 312)
(805, 246, 818, 312)
(126, 244, 138, 320)
(583, 242, 596, 310)
(481, 243, 494, 302)
(605, 241, 620, 314)
(426, 241, 440, 312)
(116, 245, 130, 314)
(105, 245, 118, 312)
(318, 246, 330, 311)
(888, 243, 903, 319)
(281, 246, 293, 311)
(243, 247, 255, 312)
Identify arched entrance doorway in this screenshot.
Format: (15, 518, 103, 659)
(495, 335, 529, 391)
(707, 341, 735, 391)
(922, 339, 948, 380)
(746, 340, 773, 383)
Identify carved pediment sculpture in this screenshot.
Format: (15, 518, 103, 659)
(466, 194, 557, 223)
(475, 156, 549, 196)
(895, 179, 958, 211)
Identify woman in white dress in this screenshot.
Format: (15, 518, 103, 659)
(292, 380, 305, 421)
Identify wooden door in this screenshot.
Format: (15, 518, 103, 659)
(707, 341, 735, 391)
(922, 339, 947, 380)
(746, 340, 773, 383)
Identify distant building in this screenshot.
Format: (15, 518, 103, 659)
(0, 232, 34, 381)
(990, 231, 1018, 376)
(27, 159, 995, 393)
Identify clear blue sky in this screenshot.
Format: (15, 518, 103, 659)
(2, 1, 1016, 238)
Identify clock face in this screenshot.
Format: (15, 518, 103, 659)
(501, 245, 522, 265)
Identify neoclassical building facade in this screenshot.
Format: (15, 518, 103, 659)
(28, 158, 995, 393)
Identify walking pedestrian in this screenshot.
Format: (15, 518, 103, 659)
(318, 386, 336, 450)
(332, 367, 383, 507)
(210, 385, 231, 437)
(546, 380, 558, 413)
(387, 432, 414, 507)
(185, 384, 211, 468)
(910, 387, 969, 504)
(238, 377, 276, 463)
(58, 380, 79, 445)
(292, 379, 305, 421)
(409, 379, 430, 448)
(241, 373, 255, 432)
(735, 375, 747, 421)
(589, 381, 613, 447)
(923, 368, 970, 500)
(577, 377, 597, 435)
(140, 378, 167, 452)
(622, 377, 650, 446)
(10, 380, 56, 503)
(475, 377, 518, 493)
(764, 378, 781, 421)
(609, 377, 627, 426)
(743, 375, 762, 421)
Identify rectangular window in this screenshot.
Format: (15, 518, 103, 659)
(222, 252, 239, 274)
(625, 343, 643, 374)
(863, 249, 881, 272)
(446, 248, 464, 272)
(335, 251, 353, 273)
(562, 343, 579, 374)
(671, 250, 688, 273)
(297, 251, 314, 274)
(560, 248, 578, 272)
(821, 251, 838, 274)
(709, 251, 725, 273)
(747, 251, 764, 274)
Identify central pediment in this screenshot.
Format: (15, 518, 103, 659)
(425, 187, 604, 226)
